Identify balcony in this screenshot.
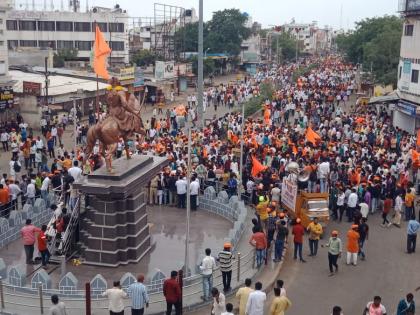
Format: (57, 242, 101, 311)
(399, 0, 420, 16)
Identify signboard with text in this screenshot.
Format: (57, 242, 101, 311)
(281, 178, 298, 212)
(155, 61, 175, 80)
(0, 88, 14, 110)
(407, 0, 420, 11)
(23, 81, 42, 96)
(134, 67, 144, 87)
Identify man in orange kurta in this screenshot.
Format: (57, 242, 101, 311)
(346, 225, 360, 266)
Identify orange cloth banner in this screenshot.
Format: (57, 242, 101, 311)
(417, 129, 420, 147)
(93, 25, 112, 80)
(251, 156, 267, 177)
(306, 127, 321, 145)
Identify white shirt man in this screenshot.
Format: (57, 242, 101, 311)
(36, 138, 44, 150)
(200, 252, 216, 276)
(175, 178, 187, 195)
(190, 179, 200, 196)
(8, 182, 21, 201)
(246, 284, 266, 315)
(102, 284, 128, 314)
(318, 161, 330, 179)
(347, 191, 358, 208)
(41, 176, 50, 192)
(26, 181, 36, 199)
(68, 164, 82, 182)
(0, 132, 9, 143)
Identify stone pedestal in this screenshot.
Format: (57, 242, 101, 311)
(74, 155, 168, 267)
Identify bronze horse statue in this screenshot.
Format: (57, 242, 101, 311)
(85, 80, 146, 172)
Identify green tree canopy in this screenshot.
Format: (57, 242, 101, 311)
(271, 32, 298, 63)
(53, 49, 78, 68)
(190, 56, 216, 76)
(131, 49, 157, 67)
(336, 16, 403, 86)
(175, 9, 251, 56)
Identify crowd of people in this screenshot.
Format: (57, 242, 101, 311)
(0, 53, 417, 315)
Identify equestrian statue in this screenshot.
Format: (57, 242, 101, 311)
(85, 77, 146, 172)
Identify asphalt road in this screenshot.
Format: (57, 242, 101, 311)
(269, 213, 420, 315)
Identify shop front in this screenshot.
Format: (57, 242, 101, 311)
(393, 100, 420, 134)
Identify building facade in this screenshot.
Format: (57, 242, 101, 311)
(396, 0, 420, 133)
(5, 5, 129, 65)
(280, 20, 332, 54)
(0, 0, 13, 86)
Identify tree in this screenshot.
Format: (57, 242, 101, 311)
(336, 16, 402, 86)
(271, 32, 297, 62)
(174, 9, 251, 57)
(53, 49, 78, 68)
(190, 56, 216, 77)
(131, 49, 156, 67)
(206, 9, 251, 55)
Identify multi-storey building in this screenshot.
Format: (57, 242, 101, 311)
(5, 5, 129, 65)
(396, 0, 420, 133)
(0, 0, 13, 87)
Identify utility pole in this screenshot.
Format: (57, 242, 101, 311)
(276, 35, 279, 64)
(238, 101, 245, 198)
(184, 112, 192, 274)
(197, 0, 204, 129)
(44, 56, 49, 110)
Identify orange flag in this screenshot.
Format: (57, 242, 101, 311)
(93, 25, 112, 80)
(306, 127, 321, 145)
(251, 156, 267, 177)
(412, 150, 419, 163)
(417, 129, 420, 147)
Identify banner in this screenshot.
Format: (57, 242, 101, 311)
(407, 0, 420, 11)
(281, 178, 298, 212)
(155, 61, 174, 80)
(116, 67, 135, 81)
(0, 88, 14, 110)
(134, 67, 144, 87)
(23, 81, 41, 96)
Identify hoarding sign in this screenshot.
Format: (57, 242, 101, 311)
(116, 67, 135, 81)
(0, 88, 14, 110)
(407, 0, 420, 11)
(23, 81, 42, 96)
(281, 178, 298, 212)
(134, 67, 144, 87)
(155, 61, 175, 80)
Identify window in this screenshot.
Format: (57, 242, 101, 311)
(411, 69, 419, 83)
(7, 40, 18, 49)
(92, 22, 107, 32)
(20, 40, 37, 47)
(57, 40, 74, 49)
(109, 22, 124, 32)
(6, 20, 17, 30)
(405, 24, 414, 36)
(39, 40, 56, 49)
(110, 41, 124, 51)
(38, 21, 55, 31)
(19, 20, 37, 31)
(75, 40, 92, 50)
(399, 66, 402, 79)
(56, 21, 73, 31)
(74, 22, 91, 32)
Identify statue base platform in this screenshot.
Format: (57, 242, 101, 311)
(74, 155, 169, 267)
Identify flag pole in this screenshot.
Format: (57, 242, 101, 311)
(96, 74, 99, 121)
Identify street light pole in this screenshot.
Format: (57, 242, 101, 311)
(238, 102, 245, 198)
(184, 113, 192, 274)
(197, 0, 204, 129)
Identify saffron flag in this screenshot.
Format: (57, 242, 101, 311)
(305, 127, 321, 145)
(412, 150, 419, 163)
(417, 129, 420, 147)
(251, 156, 267, 177)
(93, 25, 112, 80)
